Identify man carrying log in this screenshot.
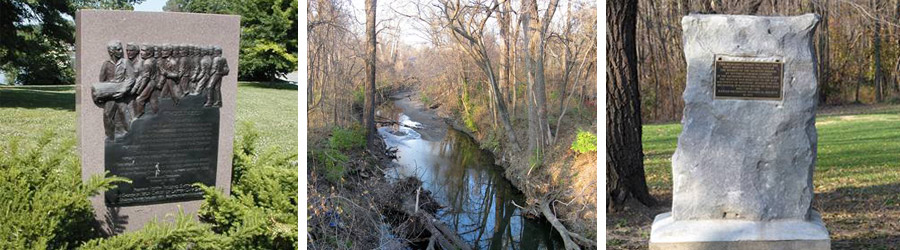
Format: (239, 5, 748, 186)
(92, 40, 135, 140)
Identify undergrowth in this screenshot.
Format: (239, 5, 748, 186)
(0, 131, 128, 250)
(571, 128, 598, 154)
(420, 95, 433, 107)
(311, 125, 367, 183)
(480, 128, 501, 152)
(80, 122, 299, 249)
(0, 123, 298, 249)
(329, 126, 366, 150)
(459, 91, 479, 132)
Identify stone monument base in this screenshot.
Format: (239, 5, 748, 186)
(649, 211, 830, 250)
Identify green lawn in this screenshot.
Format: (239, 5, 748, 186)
(0, 82, 297, 152)
(643, 113, 900, 193)
(612, 110, 900, 249)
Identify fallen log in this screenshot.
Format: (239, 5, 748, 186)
(388, 178, 471, 250)
(568, 231, 597, 249)
(416, 210, 472, 250)
(540, 199, 580, 250)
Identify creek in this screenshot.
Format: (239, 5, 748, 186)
(377, 97, 565, 249)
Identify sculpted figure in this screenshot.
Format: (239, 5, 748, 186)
(176, 44, 194, 97)
(133, 44, 160, 117)
(194, 46, 213, 94)
(188, 45, 202, 94)
(127, 43, 141, 74)
(206, 46, 228, 107)
(92, 40, 136, 140)
(157, 44, 183, 104)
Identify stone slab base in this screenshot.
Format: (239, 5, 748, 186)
(649, 211, 830, 250)
(650, 240, 830, 250)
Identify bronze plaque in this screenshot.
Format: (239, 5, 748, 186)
(104, 95, 219, 206)
(93, 42, 230, 207)
(714, 59, 784, 100)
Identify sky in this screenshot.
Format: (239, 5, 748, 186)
(348, 0, 433, 47)
(342, 0, 583, 49)
(134, 0, 167, 12)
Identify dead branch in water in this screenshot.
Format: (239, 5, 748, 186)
(540, 198, 581, 250)
(414, 210, 472, 250)
(567, 231, 597, 249)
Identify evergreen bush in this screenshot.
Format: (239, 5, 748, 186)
(81, 123, 300, 249)
(77, 212, 230, 250)
(0, 132, 127, 249)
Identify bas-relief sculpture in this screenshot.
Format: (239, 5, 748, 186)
(90, 40, 229, 207)
(91, 41, 229, 141)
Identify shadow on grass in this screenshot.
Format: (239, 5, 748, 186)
(0, 87, 76, 111)
(815, 183, 900, 249)
(238, 81, 298, 90)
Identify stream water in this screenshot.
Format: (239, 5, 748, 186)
(378, 99, 564, 249)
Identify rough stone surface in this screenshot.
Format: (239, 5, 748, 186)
(76, 10, 240, 234)
(672, 14, 820, 221)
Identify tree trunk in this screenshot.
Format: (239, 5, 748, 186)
(521, 0, 558, 161)
(816, 0, 830, 104)
(557, 2, 574, 121)
(498, 0, 513, 107)
(742, 0, 764, 14)
(873, 0, 884, 103)
(363, 0, 377, 144)
(607, 0, 657, 209)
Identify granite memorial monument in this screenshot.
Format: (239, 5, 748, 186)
(76, 10, 240, 234)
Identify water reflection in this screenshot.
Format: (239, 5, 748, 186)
(378, 103, 563, 249)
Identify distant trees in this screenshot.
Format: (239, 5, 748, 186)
(437, 0, 518, 148)
(0, 0, 144, 85)
(308, 0, 363, 128)
(308, 0, 597, 150)
(637, 0, 900, 122)
(165, 0, 298, 81)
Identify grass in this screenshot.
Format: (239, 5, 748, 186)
(609, 107, 900, 249)
(0, 82, 297, 152)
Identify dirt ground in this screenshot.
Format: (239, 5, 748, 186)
(607, 187, 900, 250)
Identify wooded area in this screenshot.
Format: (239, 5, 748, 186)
(308, 0, 597, 155)
(308, 0, 598, 248)
(637, 0, 900, 122)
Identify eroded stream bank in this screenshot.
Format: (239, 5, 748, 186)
(376, 92, 566, 249)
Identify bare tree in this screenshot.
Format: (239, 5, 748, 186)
(497, 0, 514, 110)
(552, 2, 595, 144)
(815, 0, 831, 104)
(438, 0, 519, 149)
(520, 0, 559, 162)
(873, 0, 885, 102)
(608, 0, 656, 209)
(364, 0, 377, 144)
